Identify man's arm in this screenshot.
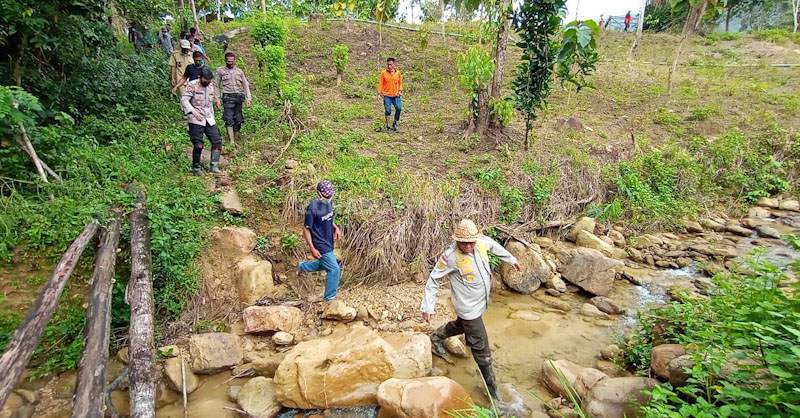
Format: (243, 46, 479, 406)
(303, 206, 321, 259)
(241, 70, 252, 104)
(398, 72, 403, 96)
(180, 84, 200, 119)
(214, 68, 223, 98)
(172, 75, 188, 93)
(420, 254, 455, 321)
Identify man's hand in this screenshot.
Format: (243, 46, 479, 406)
(215, 99, 222, 109)
(245, 99, 252, 107)
(310, 247, 322, 259)
(192, 109, 203, 120)
(513, 263, 523, 272)
(334, 225, 343, 241)
(422, 312, 433, 323)
(398, 90, 403, 97)
(171, 85, 178, 95)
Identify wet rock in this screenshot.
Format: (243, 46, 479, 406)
(237, 255, 275, 305)
(779, 199, 799, 211)
(498, 383, 532, 417)
(576, 230, 624, 259)
(583, 377, 658, 418)
(651, 344, 686, 380)
(541, 359, 585, 398)
(620, 271, 643, 286)
(756, 197, 780, 209)
(725, 223, 753, 237)
(684, 221, 703, 233)
(633, 234, 662, 249)
(509, 310, 542, 321)
(580, 303, 611, 319)
(699, 261, 725, 277)
(322, 300, 357, 322)
(676, 257, 692, 267)
(500, 241, 550, 294)
(595, 360, 630, 377)
(689, 243, 738, 259)
(545, 274, 568, 293)
(221, 188, 244, 215)
(667, 355, 694, 387)
(668, 285, 701, 302)
(748, 206, 772, 219)
(164, 356, 199, 393)
(575, 367, 609, 399)
(238, 377, 281, 418)
(189, 332, 243, 374)
(272, 331, 294, 346)
(560, 248, 624, 296)
(444, 337, 468, 358)
(655, 260, 674, 268)
(692, 277, 716, 295)
(376, 377, 472, 418)
(567, 217, 596, 242)
(534, 294, 572, 312)
(755, 225, 782, 239)
(700, 218, 726, 232)
(590, 297, 624, 315)
(212, 226, 257, 254)
(243, 305, 303, 333)
(384, 332, 433, 378)
(601, 344, 622, 361)
(227, 385, 241, 402)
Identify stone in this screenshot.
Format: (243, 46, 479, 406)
(583, 377, 658, 418)
(189, 332, 244, 374)
(238, 377, 281, 418)
(725, 223, 753, 237)
(497, 384, 532, 417)
(567, 217, 596, 242)
(595, 360, 630, 377)
(574, 367, 609, 399)
(500, 241, 551, 294)
(560, 248, 624, 296)
(756, 197, 780, 209)
(227, 385, 241, 402)
(684, 221, 703, 233)
(274, 326, 423, 408)
(609, 230, 626, 247)
(546, 289, 562, 297)
(221, 189, 244, 215)
(444, 337, 468, 358)
(778, 199, 799, 211)
(755, 225, 782, 239)
(576, 230, 621, 259)
(633, 234, 662, 249)
(272, 331, 294, 345)
(541, 359, 585, 398)
(237, 255, 275, 305)
(748, 206, 772, 219)
(534, 237, 554, 248)
(600, 344, 622, 361)
(13, 389, 37, 405)
(251, 353, 286, 378)
(590, 296, 624, 315)
(376, 377, 473, 418)
(212, 226, 257, 255)
(534, 294, 572, 312)
(356, 306, 369, 321)
(620, 271, 643, 286)
(676, 257, 692, 268)
(243, 305, 303, 333)
(285, 159, 299, 169)
(322, 300, 357, 322)
(156, 381, 181, 408)
(384, 332, 434, 378)
(545, 274, 568, 293)
(164, 356, 199, 393)
(651, 344, 686, 380)
(1, 393, 24, 418)
(117, 347, 129, 364)
(509, 310, 542, 321)
(700, 218, 726, 232)
(693, 277, 716, 295)
(667, 355, 694, 387)
(580, 303, 611, 319)
(689, 244, 738, 259)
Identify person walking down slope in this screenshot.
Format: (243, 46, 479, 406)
(160, 27, 174, 55)
(172, 51, 207, 94)
(215, 52, 253, 145)
(169, 39, 195, 96)
(377, 57, 403, 132)
(624, 11, 632, 32)
(181, 67, 224, 176)
(421, 219, 522, 400)
(298, 180, 343, 303)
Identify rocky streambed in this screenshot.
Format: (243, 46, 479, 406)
(6, 197, 799, 418)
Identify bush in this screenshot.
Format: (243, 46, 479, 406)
(418, 25, 431, 49)
(752, 28, 800, 44)
(457, 46, 495, 93)
(489, 97, 514, 127)
(333, 44, 349, 76)
(254, 44, 287, 93)
(251, 16, 288, 47)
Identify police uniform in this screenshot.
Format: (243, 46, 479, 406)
(180, 79, 222, 172)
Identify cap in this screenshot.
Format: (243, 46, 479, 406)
(316, 180, 335, 199)
(180, 39, 191, 49)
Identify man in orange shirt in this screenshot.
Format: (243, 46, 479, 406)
(377, 57, 403, 132)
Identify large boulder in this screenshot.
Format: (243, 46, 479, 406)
(500, 241, 551, 294)
(376, 377, 473, 418)
(567, 217, 596, 242)
(237, 377, 281, 418)
(189, 333, 243, 374)
(243, 305, 303, 333)
(778, 199, 799, 211)
(211, 226, 256, 255)
(582, 377, 658, 418)
(633, 234, 663, 249)
(221, 189, 244, 215)
(541, 359, 585, 398)
(164, 356, 199, 394)
(651, 344, 686, 380)
(384, 332, 433, 378)
(576, 230, 624, 259)
(667, 355, 694, 387)
(274, 326, 415, 408)
(237, 255, 276, 305)
(322, 300, 357, 322)
(590, 296, 624, 315)
(575, 367, 609, 399)
(559, 248, 624, 296)
(756, 197, 780, 209)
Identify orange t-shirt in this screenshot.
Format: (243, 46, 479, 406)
(378, 69, 403, 97)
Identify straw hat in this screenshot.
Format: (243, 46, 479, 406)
(452, 219, 482, 243)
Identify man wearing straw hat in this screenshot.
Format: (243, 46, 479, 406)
(420, 219, 521, 400)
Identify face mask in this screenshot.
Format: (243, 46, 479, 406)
(195, 60, 204, 66)
(226, 63, 234, 69)
(181, 48, 189, 54)
(200, 79, 210, 87)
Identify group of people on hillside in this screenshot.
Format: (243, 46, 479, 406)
(598, 10, 634, 32)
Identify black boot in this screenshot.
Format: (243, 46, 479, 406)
(210, 149, 222, 174)
(429, 326, 453, 363)
(478, 362, 501, 401)
(191, 162, 205, 176)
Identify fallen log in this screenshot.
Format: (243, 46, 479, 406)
(0, 220, 99, 410)
(72, 218, 122, 418)
(127, 191, 156, 418)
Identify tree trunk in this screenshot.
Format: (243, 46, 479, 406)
(476, 88, 490, 135)
(261, 0, 267, 15)
(629, 0, 647, 59)
(15, 126, 47, 184)
(668, 1, 707, 95)
(127, 191, 156, 418)
(488, 0, 511, 127)
(72, 218, 121, 418)
(190, 0, 199, 29)
(0, 221, 99, 410)
(524, 115, 531, 150)
(379, 22, 383, 46)
(794, 0, 799, 33)
(217, 0, 221, 21)
(336, 73, 342, 86)
(725, 7, 731, 32)
(440, 0, 446, 44)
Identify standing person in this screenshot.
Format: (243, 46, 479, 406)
(159, 27, 174, 55)
(215, 52, 252, 145)
(420, 219, 521, 400)
(171, 51, 206, 94)
(169, 39, 195, 96)
(298, 180, 343, 303)
(193, 36, 210, 61)
(377, 57, 403, 132)
(599, 14, 605, 29)
(624, 11, 632, 32)
(181, 67, 224, 175)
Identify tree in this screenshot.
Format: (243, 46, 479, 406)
(420, 0, 442, 21)
(792, 0, 799, 31)
(667, 0, 724, 95)
(373, 0, 399, 46)
(457, 46, 495, 136)
(629, 0, 647, 58)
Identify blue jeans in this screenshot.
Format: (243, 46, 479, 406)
(383, 95, 402, 121)
(298, 251, 340, 301)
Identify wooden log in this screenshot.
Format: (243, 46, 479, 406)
(72, 218, 122, 418)
(0, 220, 99, 410)
(127, 191, 156, 418)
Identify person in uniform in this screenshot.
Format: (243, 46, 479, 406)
(169, 39, 194, 96)
(215, 52, 252, 145)
(180, 67, 223, 176)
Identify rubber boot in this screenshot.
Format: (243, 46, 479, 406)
(227, 126, 236, 145)
(429, 326, 453, 364)
(191, 162, 205, 176)
(210, 149, 222, 174)
(478, 362, 501, 401)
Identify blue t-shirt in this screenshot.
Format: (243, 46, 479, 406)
(304, 199, 334, 254)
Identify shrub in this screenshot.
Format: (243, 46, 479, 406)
(418, 25, 431, 49)
(687, 104, 718, 121)
(651, 107, 682, 126)
(251, 16, 288, 47)
(488, 97, 514, 127)
(752, 28, 800, 44)
(254, 44, 287, 93)
(333, 44, 349, 82)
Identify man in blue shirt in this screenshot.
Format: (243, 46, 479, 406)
(298, 180, 343, 302)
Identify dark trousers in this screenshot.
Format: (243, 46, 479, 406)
(383, 95, 402, 122)
(189, 123, 222, 166)
(438, 316, 492, 367)
(222, 93, 245, 132)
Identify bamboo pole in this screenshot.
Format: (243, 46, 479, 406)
(72, 218, 122, 418)
(127, 190, 156, 418)
(0, 220, 99, 410)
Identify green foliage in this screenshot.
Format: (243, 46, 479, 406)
(631, 255, 800, 417)
(254, 45, 287, 93)
(193, 319, 226, 333)
(418, 25, 431, 50)
(587, 200, 623, 223)
(457, 46, 495, 93)
(783, 234, 800, 250)
(281, 232, 301, 251)
(420, 0, 442, 22)
(30, 304, 87, 378)
(652, 107, 682, 125)
(752, 28, 800, 44)
(475, 167, 525, 222)
(644, 3, 685, 32)
(706, 31, 742, 42)
(488, 97, 514, 128)
(373, 0, 400, 23)
(557, 20, 601, 92)
(333, 44, 350, 75)
(687, 104, 718, 121)
(251, 16, 288, 47)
